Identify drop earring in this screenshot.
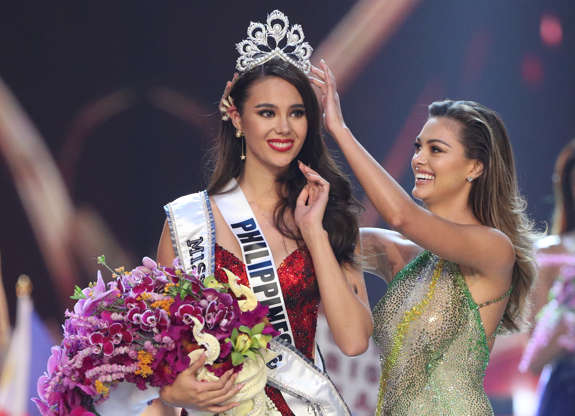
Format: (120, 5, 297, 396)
(236, 129, 246, 160)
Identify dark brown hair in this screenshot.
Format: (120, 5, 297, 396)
(551, 140, 575, 235)
(428, 100, 537, 331)
(207, 58, 359, 264)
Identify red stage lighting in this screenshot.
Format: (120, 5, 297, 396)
(540, 13, 562, 47)
(521, 53, 544, 86)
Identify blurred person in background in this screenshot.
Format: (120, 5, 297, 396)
(520, 139, 575, 416)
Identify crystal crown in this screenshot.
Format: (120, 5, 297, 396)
(235, 10, 313, 74)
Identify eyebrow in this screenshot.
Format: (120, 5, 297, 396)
(415, 137, 452, 148)
(254, 103, 305, 109)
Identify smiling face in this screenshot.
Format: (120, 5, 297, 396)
(411, 116, 483, 208)
(231, 76, 308, 174)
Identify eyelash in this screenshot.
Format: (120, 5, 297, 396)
(413, 142, 443, 153)
(257, 109, 306, 118)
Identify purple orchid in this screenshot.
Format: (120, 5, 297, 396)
(73, 271, 119, 316)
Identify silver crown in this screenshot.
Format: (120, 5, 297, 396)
(235, 10, 313, 74)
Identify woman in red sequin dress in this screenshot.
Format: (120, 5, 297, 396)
(152, 56, 373, 415)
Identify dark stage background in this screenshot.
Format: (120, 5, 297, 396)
(0, 1, 573, 414)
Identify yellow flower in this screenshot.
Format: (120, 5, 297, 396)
(164, 282, 176, 293)
(95, 380, 110, 395)
(151, 298, 174, 312)
(235, 333, 252, 353)
(135, 350, 154, 377)
(137, 293, 152, 301)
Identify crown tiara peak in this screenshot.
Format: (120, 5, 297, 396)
(235, 10, 313, 74)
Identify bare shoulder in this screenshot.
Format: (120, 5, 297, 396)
(157, 219, 176, 266)
(479, 226, 516, 270)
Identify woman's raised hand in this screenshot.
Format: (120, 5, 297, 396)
(309, 59, 347, 136)
(159, 353, 241, 412)
(295, 161, 330, 239)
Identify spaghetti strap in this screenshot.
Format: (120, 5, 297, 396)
(477, 286, 513, 309)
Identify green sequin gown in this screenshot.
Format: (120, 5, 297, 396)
(372, 250, 494, 416)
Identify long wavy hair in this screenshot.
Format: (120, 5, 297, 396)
(206, 58, 360, 264)
(428, 100, 537, 331)
(551, 140, 575, 235)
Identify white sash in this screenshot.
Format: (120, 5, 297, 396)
(165, 187, 350, 416)
(267, 338, 350, 416)
(212, 179, 295, 346)
(164, 190, 215, 280)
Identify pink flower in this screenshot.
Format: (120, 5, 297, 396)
(90, 332, 114, 356)
(176, 304, 204, 326)
(201, 289, 240, 339)
(140, 309, 169, 332)
(110, 322, 133, 344)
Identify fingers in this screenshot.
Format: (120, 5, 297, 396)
(186, 352, 207, 375)
(198, 369, 236, 394)
(310, 64, 326, 79)
(308, 75, 326, 88)
(296, 184, 310, 207)
(215, 379, 245, 404)
(319, 59, 337, 97)
(299, 162, 328, 187)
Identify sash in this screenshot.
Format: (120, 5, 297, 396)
(165, 187, 350, 416)
(212, 179, 295, 346)
(267, 338, 351, 416)
(164, 190, 215, 280)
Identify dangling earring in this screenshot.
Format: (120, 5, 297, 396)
(466, 176, 474, 183)
(236, 129, 246, 160)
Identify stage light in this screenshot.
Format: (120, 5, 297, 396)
(540, 13, 562, 47)
(521, 53, 544, 86)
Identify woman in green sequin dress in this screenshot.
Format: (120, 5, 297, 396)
(309, 61, 537, 415)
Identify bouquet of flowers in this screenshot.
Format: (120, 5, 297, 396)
(34, 256, 280, 416)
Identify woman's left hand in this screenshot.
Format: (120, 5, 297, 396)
(309, 59, 347, 136)
(294, 161, 330, 239)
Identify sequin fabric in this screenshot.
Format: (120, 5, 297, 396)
(215, 244, 320, 416)
(372, 251, 493, 415)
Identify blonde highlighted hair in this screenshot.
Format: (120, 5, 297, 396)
(429, 100, 537, 331)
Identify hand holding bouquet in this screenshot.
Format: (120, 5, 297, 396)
(34, 256, 280, 415)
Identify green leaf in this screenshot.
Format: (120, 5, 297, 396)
(70, 286, 87, 300)
(244, 350, 256, 360)
(231, 351, 245, 366)
(231, 328, 239, 343)
(252, 322, 265, 335)
(250, 337, 260, 349)
(238, 325, 252, 335)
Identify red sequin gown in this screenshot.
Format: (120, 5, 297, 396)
(214, 243, 320, 416)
